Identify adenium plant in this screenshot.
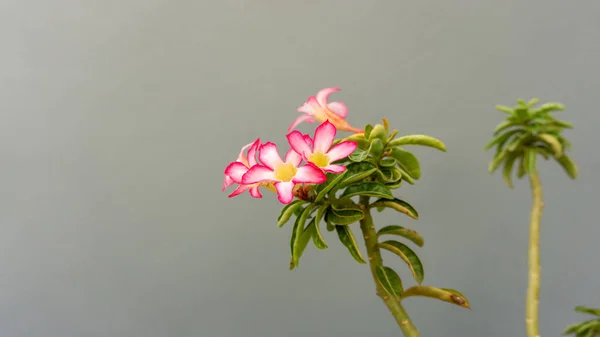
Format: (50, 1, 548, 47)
(223, 87, 469, 336)
(485, 98, 578, 337)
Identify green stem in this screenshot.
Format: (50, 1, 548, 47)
(526, 171, 543, 337)
(358, 196, 420, 337)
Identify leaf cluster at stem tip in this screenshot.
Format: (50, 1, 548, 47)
(485, 98, 578, 187)
(276, 118, 470, 309)
(564, 305, 600, 337)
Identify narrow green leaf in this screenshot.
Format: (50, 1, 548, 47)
(325, 211, 335, 232)
(575, 306, 600, 317)
(554, 119, 574, 129)
(371, 198, 418, 219)
(495, 105, 515, 115)
(388, 135, 447, 152)
(524, 148, 537, 175)
(277, 200, 305, 227)
(493, 121, 523, 135)
(290, 204, 317, 268)
(564, 323, 582, 335)
(517, 155, 526, 178)
(396, 167, 415, 184)
(369, 124, 388, 144)
(488, 149, 509, 173)
(537, 133, 563, 158)
(377, 225, 424, 247)
(379, 240, 424, 284)
(531, 102, 566, 115)
(556, 154, 578, 179)
(502, 152, 519, 189)
(327, 208, 365, 226)
(377, 167, 402, 183)
(335, 225, 366, 264)
(339, 182, 394, 200)
(312, 205, 329, 249)
(340, 162, 378, 187)
(527, 98, 540, 107)
(386, 180, 403, 189)
(484, 129, 522, 150)
(390, 148, 421, 179)
(506, 132, 532, 152)
(535, 145, 551, 160)
(314, 171, 348, 203)
(349, 147, 370, 162)
(402, 285, 471, 308)
(375, 266, 404, 299)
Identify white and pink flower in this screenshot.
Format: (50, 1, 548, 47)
(287, 120, 358, 174)
(242, 142, 327, 204)
(223, 139, 270, 198)
(289, 87, 363, 134)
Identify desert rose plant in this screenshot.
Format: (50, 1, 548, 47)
(485, 98, 578, 337)
(223, 87, 469, 336)
(564, 305, 600, 337)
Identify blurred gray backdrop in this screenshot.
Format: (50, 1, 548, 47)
(1, 0, 599, 336)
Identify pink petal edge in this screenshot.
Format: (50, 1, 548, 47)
(322, 164, 347, 174)
(224, 161, 250, 183)
(313, 120, 337, 154)
(327, 101, 348, 118)
(293, 163, 327, 184)
(288, 114, 315, 132)
(274, 181, 295, 204)
(326, 141, 358, 162)
(285, 148, 303, 167)
(242, 165, 276, 184)
(258, 142, 283, 170)
(316, 87, 340, 107)
(286, 131, 313, 159)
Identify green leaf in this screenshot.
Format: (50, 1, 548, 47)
(325, 212, 335, 232)
(485, 129, 522, 150)
(364, 124, 374, 140)
(389, 135, 446, 152)
(556, 154, 578, 179)
(349, 148, 370, 162)
(340, 162, 378, 187)
(290, 204, 317, 268)
(379, 157, 397, 167)
(524, 148, 537, 175)
(314, 171, 348, 203)
(535, 145, 551, 160)
(488, 149, 509, 173)
(494, 121, 523, 135)
(370, 138, 384, 158)
(396, 167, 415, 184)
(527, 97, 540, 107)
(495, 105, 515, 115)
(326, 208, 365, 225)
(277, 200, 306, 227)
(575, 306, 600, 317)
(369, 124, 388, 144)
(506, 132, 532, 152)
(312, 205, 329, 249)
(564, 323, 582, 335)
(389, 148, 421, 179)
(517, 155, 526, 178)
(537, 133, 563, 158)
(371, 198, 418, 219)
(375, 266, 404, 299)
(502, 152, 519, 189)
(339, 182, 394, 200)
(377, 225, 424, 247)
(531, 102, 565, 115)
(379, 240, 424, 284)
(335, 225, 366, 264)
(402, 285, 470, 308)
(385, 180, 403, 189)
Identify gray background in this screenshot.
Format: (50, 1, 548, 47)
(1, 0, 598, 336)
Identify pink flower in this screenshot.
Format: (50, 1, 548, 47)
(287, 120, 358, 173)
(242, 142, 327, 204)
(289, 87, 363, 133)
(223, 139, 268, 198)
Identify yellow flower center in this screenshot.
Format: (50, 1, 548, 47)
(274, 163, 297, 182)
(308, 152, 330, 168)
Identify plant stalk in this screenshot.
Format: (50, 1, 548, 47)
(526, 171, 543, 337)
(358, 196, 420, 337)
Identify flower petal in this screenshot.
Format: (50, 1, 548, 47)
(326, 141, 358, 162)
(275, 181, 295, 204)
(303, 134, 313, 147)
(222, 174, 235, 191)
(228, 184, 249, 198)
(258, 142, 283, 170)
(327, 101, 348, 118)
(287, 130, 313, 159)
(224, 161, 249, 183)
(246, 138, 261, 167)
(297, 101, 314, 114)
(236, 142, 254, 166)
(287, 114, 315, 132)
(293, 163, 327, 184)
(316, 87, 340, 106)
(285, 148, 303, 166)
(313, 120, 337, 154)
(242, 165, 276, 184)
(322, 164, 347, 173)
(249, 185, 263, 198)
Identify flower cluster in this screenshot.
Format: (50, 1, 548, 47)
(222, 88, 362, 204)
